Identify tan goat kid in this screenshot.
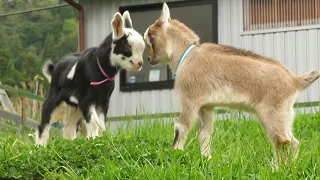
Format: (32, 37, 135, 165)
(144, 3, 320, 165)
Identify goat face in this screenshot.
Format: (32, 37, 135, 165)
(143, 3, 172, 66)
(110, 11, 145, 71)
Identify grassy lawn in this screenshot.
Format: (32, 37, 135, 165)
(0, 112, 319, 179)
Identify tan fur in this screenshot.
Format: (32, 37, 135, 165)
(145, 3, 320, 166)
(63, 106, 82, 140)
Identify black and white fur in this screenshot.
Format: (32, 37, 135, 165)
(36, 11, 145, 146)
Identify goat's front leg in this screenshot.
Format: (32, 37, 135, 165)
(96, 101, 110, 133)
(79, 103, 100, 138)
(198, 106, 214, 159)
(173, 105, 198, 150)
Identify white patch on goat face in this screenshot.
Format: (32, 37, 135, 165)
(69, 96, 78, 104)
(110, 28, 145, 71)
(67, 62, 77, 80)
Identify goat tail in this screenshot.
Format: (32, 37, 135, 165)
(42, 60, 55, 83)
(296, 70, 320, 91)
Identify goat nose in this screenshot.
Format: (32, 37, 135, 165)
(138, 61, 143, 67)
(147, 57, 150, 61)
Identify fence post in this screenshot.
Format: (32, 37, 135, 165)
(20, 97, 25, 138)
(32, 76, 41, 119)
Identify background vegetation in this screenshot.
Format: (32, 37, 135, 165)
(0, 0, 78, 120)
(0, 0, 78, 89)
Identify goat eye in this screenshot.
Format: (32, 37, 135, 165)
(149, 35, 155, 44)
(125, 43, 132, 50)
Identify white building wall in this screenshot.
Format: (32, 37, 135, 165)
(79, 0, 320, 117)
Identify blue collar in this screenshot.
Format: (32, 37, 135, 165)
(172, 44, 197, 79)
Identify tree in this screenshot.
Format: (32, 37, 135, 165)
(57, 18, 79, 57)
(42, 33, 60, 62)
(0, 0, 79, 89)
(20, 52, 42, 82)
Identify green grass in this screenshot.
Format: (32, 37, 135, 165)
(0, 113, 320, 179)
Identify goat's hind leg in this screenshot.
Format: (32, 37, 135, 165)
(256, 104, 299, 168)
(63, 106, 82, 140)
(36, 94, 61, 146)
(285, 106, 300, 160)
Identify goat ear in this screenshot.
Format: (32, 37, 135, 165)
(123, 11, 133, 29)
(112, 12, 125, 39)
(160, 3, 171, 23)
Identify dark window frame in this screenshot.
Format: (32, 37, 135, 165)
(119, 0, 218, 92)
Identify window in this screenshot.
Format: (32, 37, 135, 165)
(119, 0, 218, 92)
(243, 0, 320, 31)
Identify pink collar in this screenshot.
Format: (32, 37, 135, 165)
(90, 57, 116, 85)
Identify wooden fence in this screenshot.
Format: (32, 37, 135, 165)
(0, 84, 61, 137)
(0, 83, 319, 136)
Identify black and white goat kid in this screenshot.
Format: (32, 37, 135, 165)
(36, 11, 145, 146)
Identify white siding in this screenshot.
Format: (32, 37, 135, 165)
(80, 0, 320, 117)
